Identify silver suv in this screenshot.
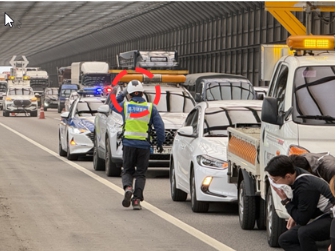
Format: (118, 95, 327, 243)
(93, 83, 195, 177)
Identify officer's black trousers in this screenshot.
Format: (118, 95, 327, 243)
(122, 145, 150, 201)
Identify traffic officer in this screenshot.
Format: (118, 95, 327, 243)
(110, 80, 165, 210)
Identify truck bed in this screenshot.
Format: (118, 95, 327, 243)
(227, 127, 261, 176)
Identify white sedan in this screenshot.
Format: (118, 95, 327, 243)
(170, 100, 262, 212)
(59, 96, 105, 160)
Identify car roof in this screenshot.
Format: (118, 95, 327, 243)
(183, 72, 249, 86)
(142, 83, 189, 92)
(79, 96, 106, 102)
(254, 86, 269, 91)
(197, 100, 263, 109)
(61, 84, 78, 89)
(281, 52, 334, 67)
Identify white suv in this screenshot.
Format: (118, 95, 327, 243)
(3, 86, 38, 117)
(93, 83, 195, 177)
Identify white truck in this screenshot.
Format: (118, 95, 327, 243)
(226, 35, 335, 247)
(71, 62, 111, 95)
(25, 67, 49, 106)
(3, 56, 38, 117)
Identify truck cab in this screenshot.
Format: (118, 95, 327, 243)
(260, 36, 335, 218)
(71, 62, 111, 95)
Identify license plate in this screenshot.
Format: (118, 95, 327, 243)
(153, 147, 171, 154)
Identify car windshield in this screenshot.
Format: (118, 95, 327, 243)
(9, 88, 33, 95)
(61, 89, 76, 97)
(0, 83, 7, 92)
(82, 74, 111, 87)
(76, 101, 103, 117)
(204, 79, 254, 101)
(143, 90, 195, 113)
(203, 106, 262, 137)
(292, 66, 335, 125)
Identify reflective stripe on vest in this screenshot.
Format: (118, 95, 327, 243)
(123, 101, 153, 140)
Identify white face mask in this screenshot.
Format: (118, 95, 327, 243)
(269, 177, 293, 199)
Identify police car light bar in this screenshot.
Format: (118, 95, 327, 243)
(286, 35, 335, 51)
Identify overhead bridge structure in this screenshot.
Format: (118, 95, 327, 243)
(0, 1, 334, 86)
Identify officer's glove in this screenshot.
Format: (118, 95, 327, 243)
(157, 145, 164, 154)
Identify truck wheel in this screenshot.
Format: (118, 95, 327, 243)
(3, 110, 9, 117)
(170, 159, 187, 201)
(238, 179, 256, 230)
(190, 169, 209, 213)
(105, 138, 121, 177)
(59, 134, 67, 157)
(66, 138, 78, 161)
(93, 136, 105, 171)
(44, 107, 48, 111)
(256, 196, 266, 230)
(266, 187, 287, 247)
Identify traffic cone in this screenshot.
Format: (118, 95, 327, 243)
(39, 106, 45, 119)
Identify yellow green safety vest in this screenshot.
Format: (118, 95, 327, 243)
(123, 100, 153, 141)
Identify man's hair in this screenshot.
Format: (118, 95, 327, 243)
(265, 155, 296, 177)
(288, 154, 312, 173)
(130, 91, 143, 97)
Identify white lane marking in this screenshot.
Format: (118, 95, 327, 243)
(0, 122, 235, 251)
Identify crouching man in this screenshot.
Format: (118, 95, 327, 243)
(265, 155, 335, 251)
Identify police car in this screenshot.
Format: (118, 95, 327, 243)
(59, 94, 105, 160)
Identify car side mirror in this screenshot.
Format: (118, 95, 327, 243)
(60, 111, 70, 119)
(261, 97, 286, 126)
(177, 126, 196, 137)
(97, 104, 110, 115)
(195, 93, 202, 102)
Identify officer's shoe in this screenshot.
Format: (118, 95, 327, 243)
(122, 187, 133, 208)
(132, 199, 142, 210)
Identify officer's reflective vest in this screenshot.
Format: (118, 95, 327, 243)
(123, 100, 153, 141)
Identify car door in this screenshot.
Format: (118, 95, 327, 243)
(260, 63, 298, 166)
(175, 108, 200, 191)
(95, 95, 111, 152)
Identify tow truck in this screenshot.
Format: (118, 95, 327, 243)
(93, 50, 195, 177)
(226, 35, 335, 246)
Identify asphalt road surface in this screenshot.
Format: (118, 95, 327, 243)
(0, 109, 329, 251)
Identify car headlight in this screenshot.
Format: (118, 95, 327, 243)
(73, 128, 88, 134)
(196, 154, 228, 169)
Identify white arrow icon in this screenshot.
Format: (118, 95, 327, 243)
(4, 13, 14, 28)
